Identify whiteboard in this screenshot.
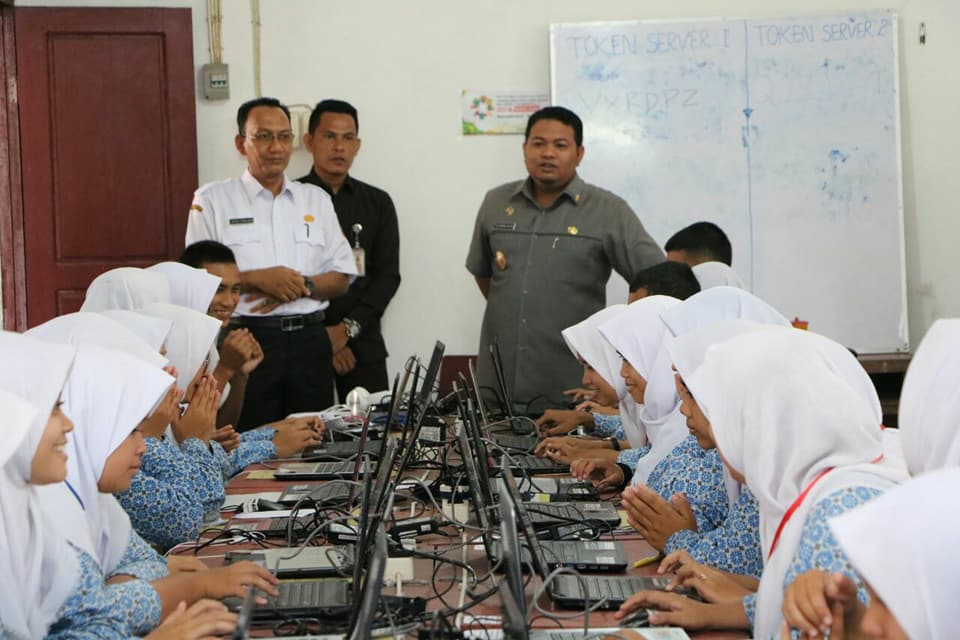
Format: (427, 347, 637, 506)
(551, 11, 908, 353)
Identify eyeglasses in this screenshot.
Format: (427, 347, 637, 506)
(247, 131, 296, 146)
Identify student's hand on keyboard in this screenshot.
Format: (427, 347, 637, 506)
(167, 556, 211, 575)
(570, 458, 624, 490)
(614, 590, 714, 629)
(272, 417, 324, 457)
(535, 409, 592, 437)
(621, 486, 697, 550)
(659, 551, 752, 604)
(146, 599, 237, 640)
(200, 561, 279, 600)
(781, 570, 862, 640)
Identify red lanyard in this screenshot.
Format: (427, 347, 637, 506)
(767, 453, 886, 558)
(767, 467, 834, 558)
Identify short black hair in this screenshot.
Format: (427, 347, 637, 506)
(629, 261, 701, 300)
(307, 99, 359, 135)
(179, 240, 236, 268)
(236, 97, 291, 136)
(524, 106, 583, 147)
(664, 222, 733, 266)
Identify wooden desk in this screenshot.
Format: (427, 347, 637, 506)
(857, 352, 911, 427)
(188, 464, 747, 638)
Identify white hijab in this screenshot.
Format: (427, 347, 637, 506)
(898, 318, 960, 474)
(80, 267, 169, 312)
(147, 261, 220, 314)
(39, 345, 174, 574)
(137, 303, 221, 389)
(560, 305, 628, 406)
(98, 309, 172, 354)
(691, 261, 745, 290)
(684, 327, 906, 638)
(26, 312, 167, 369)
(662, 288, 790, 503)
(660, 286, 788, 338)
(831, 467, 960, 640)
(0, 333, 79, 640)
(598, 296, 688, 481)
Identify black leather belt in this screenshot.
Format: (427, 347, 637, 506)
(232, 310, 325, 332)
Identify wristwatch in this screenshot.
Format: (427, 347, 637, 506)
(302, 275, 317, 299)
(606, 436, 621, 452)
(343, 318, 362, 339)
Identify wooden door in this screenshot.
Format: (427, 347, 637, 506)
(14, 7, 197, 327)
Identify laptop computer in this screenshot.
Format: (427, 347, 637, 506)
(277, 481, 353, 507)
(499, 458, 680, 611)
(466, 360, 539, 451)
(224, 545, 354, 579)
(231, 440, 401, 622)
(393, 340, 445, 480)
(462, 400, 617, 531)
(231, 524, 396, 640)
(455, 408, 625, 572)
(489, 340, 536, 435)
(273, 390, 375, 482)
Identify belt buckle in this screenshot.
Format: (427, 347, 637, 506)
(280, 315, 305, 332)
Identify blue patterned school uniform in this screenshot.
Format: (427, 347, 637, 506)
(645, 435, 728, 533)
(115, 435, 225, 550)
(665, 486, 762, 578)
(742, 485, 884, 636)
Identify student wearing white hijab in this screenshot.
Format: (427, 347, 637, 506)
(26, 312, 168, 369)
(616, 326, 907, 638)
(28, 342, 271, 637)
(98, 309, 173, 354)
(784, 467, 960, 640)
(780, 468, 960, 639)
(566, 296, 694, 485)
(0, 333, 97, 639)
(80, 267, 169, 312)
(616, 289, 790, 577)
(691, 261, 746, 290)
(896, 318, 960, 474)
(147, 261, 221, 314)
(98, 302, 230, 550)
(35, 344, 176, 635)
(534, 305, 631, 459)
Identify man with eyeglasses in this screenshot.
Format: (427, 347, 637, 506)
(185, 96, 358, 429)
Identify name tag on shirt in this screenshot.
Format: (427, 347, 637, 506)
(353, 248, 366, 277)
(493, 222, 517, 231)
(229, 217, 255, 225)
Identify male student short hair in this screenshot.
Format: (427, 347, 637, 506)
(179, 240, 237, 268)
(629, 261, 701, 300)
(525, 106, 583, 147)
(307, 99, 359, 135)
(665, 221, 733, 266)
(236, 96, 291, 136)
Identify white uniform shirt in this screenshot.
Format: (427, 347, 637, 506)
(186, 170, 358, 317)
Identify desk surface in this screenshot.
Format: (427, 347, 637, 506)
(187, 463, 748, 639)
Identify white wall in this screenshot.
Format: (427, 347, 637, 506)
(12, 0, 960, 371)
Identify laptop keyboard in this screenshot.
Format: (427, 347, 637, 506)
(556, 574, 671, 603)
(274, 580, 350, 608)
(511, 455, 566, 470)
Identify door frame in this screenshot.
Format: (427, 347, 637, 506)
(0, 0, 25, 330)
